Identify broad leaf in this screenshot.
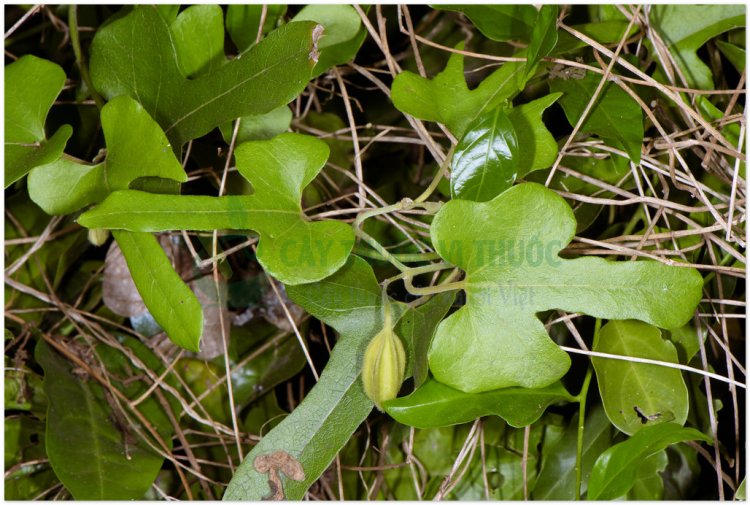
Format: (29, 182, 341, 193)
(36, 340, 168, 500)
(90, 6, 320, 147)
(626, 450, 668, 500)
(438, 5, 537, 42)
(4, 55, 72, 188)
(650, 5, 745, 89)
(550, 70, 643, 162)
(525, 6, 559, 81)
(170, 4, 225, 78)
(113, 231, 203, 352)
(29, 95, 187, 216)
(395, 291, 455, 388)
(507, 93, 561, 176)
(219, 106, 292, 144)
(78, 133, 355, 285)
(391, 43, 525, 137)
(533, 405, 613, 500)
(226, 5, 287, 53)
(593, 320, 689, 435)
(716, 39, 746, 73)
(451, 106, 519, 201)
(223, 256, 403, 500)
(383, 379, 573, 428)
(587, 423, 711, 500)
(428, 183, 703, 393)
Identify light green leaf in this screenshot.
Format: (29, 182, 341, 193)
(716, 39, 746, 72)
(113, 231, 203, 352)
(650, 5, 745, 89)
(293, 4, 363, 76)
(4, 55, 72, 188)
(170, 5, 225, 77)
(593, 320, 689, 436)
(533, 405, 613, 500)
(383, 379, 573, 429)
(507, 93, 561, 177)
(224, 256, 402, 500)
(428, 183, 703, 393)
(437, 5, 537, 42)
(90, 6, 320, 147)
(736, 477, 746, 500)
(667, 322, 706, 363)
(451, 106, 519, 201)
(36, 339, 168, 500)
(525, 6, 558, 81)
(550, 70, 643, 162)
(395, 291, 455, 388)
(219, 106, 292, 144)
(391, 43, 525, 137)
(28, 95, 187, 215)
(78, 133, 354, 285)
(587, 423, 711, 500)
(226, 5, 287, 53)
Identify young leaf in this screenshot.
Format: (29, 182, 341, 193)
(550, 70, 643, 162)
(383, 379, 573, 429)
(395, 291, 455, 388)
(226, 5, 287, 53)
(451, 106, 519, 201)
(224, 256, 403, 500)
(78, 133, 354, 285)
(525, 6, 559, 81)
(170, 4, 225, 78)
(650, 5, 745, 89)
(428, 183, 703, 393)
(507, 93, 561, 176)
(437, 5, 537, 42)
(90, 6, 321, 147)
(36, 340, 168, 500)
(391, 43, 525, 137)
(593, 320, 689, 435)
(4, 55, 72, 188)
(28, 95, 187, 216)
(587, 423, 711, 500)
(113, 231, 203, 352)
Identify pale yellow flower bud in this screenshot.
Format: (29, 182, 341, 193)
(362, 324, 406, 409)
(88, 228, 110, 246)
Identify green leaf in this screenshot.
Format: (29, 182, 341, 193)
(4, 55, 72, 188)
(226, 5, 287, 53)
(533, 405, 613, 500)
(667, 322, 706, 364)
(395, 291, 455, 388)
(451, 106, 519, 201)
(437, 5, 537, 42)
(587, 423, 711, 500)
(554, 21, 640, 54)
(28, 95, 187, 216)
(170, 5, 225, 78)
(391, 43, 525, 137)
(113, 231, 203, 352)
(507, 93, 561, 177)
(383, 379, 573, 429)
(224, 256, 402, 500)
(550, 70, 643, 162)
(292, 4, 365, 76)
(220, 106, 292, 144)
(36, 339, 167, 500)
(77, 133, 354, 285)
(593, 320, 689, 436)
(650, 5, 745, 89)
(736, 477, 746, 500)
(525, 6, 558, 81)
(90, 6, 320, 147)
(716, 39, 746, 72)
(428, 183, 703, 393)
(4, 415, 58, 500)
(626, 450, 668, 500)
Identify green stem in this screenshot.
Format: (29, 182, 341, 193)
(69, 5, 104, 110)
(353, 245, 442, 264)
(414, 145, 454, 203)
(574, 318, 601, 500)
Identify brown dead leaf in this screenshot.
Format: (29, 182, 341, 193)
(254, 450, 305, 500)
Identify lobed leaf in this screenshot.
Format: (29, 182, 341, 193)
(437, 5, 537, 42)
(428, 183, 703, 393)
(4, 55, 72, 188)
(78, 133, 354, 285)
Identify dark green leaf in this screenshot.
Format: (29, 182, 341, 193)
(90, 6, 320, 146)
(391, 43, 525, 137)
(587, 422, 711, 500)
(451, 106, 519, 201)
(650, 5, 745, 89)
(437, 5, 537, 42)
(550, 70, 643, 162)
(716, 40, 746, 72)
(78, 133, 355, 285)
(626, 450, 668, 499)
(428, 183, 703, 392)
(226, 5, 286, 53)
(113, 231, 203, 352)
(383, 379, 573, 428)
(525, 6, 558, 80)
(507, 93, 561, 176)
(4, 55, 72, 188)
